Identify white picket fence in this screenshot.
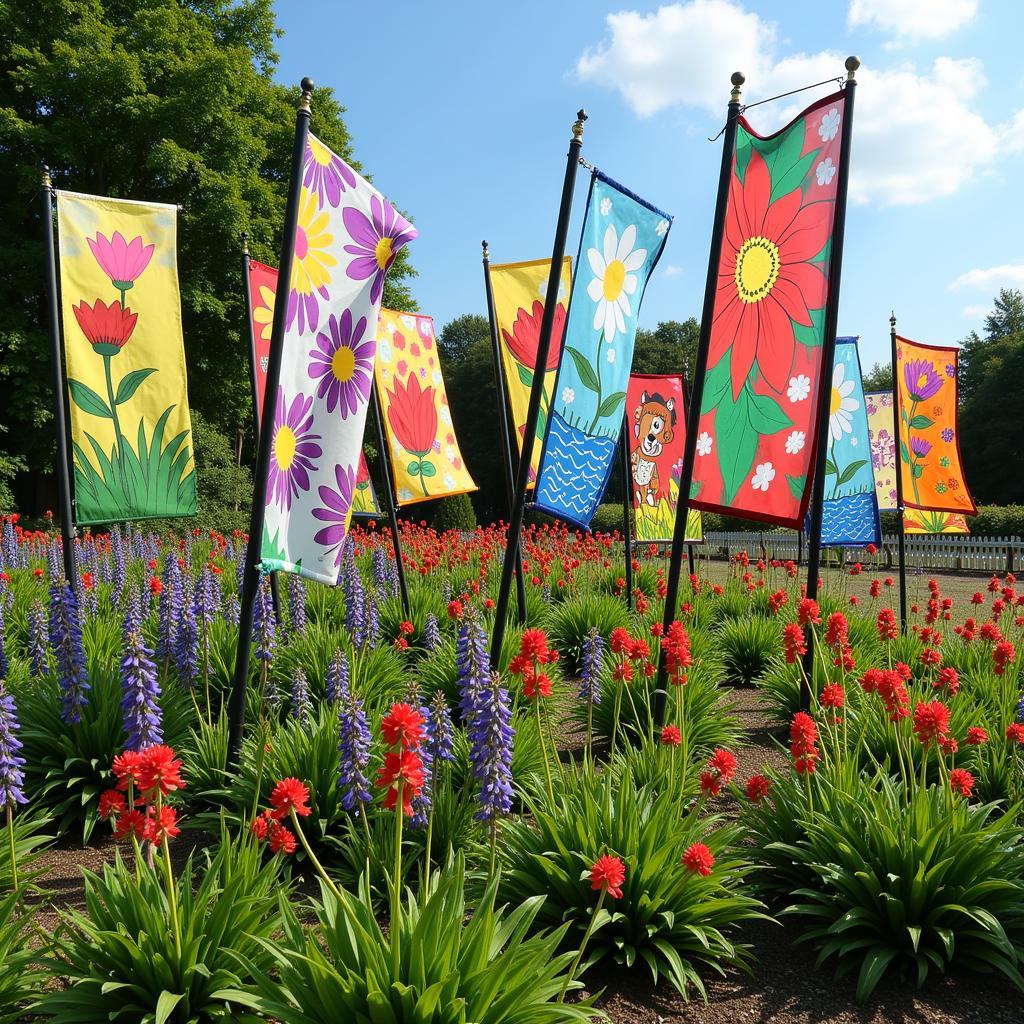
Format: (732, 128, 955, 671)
(695, 531, 1023, 575)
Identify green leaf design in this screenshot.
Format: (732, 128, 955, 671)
(419, 461, 437, 478)
(836, 459, 868, 486)
(735, 129, 753, 185)
(715, 384, 760, 505)
(596, 391, 626, 420)
(824, 457, 838, 477)
(115, 367, 157, 405)
(69, 379, 113, 419)
(407, 461, 421, 476)
(900, 440, 911, 464)
(516, 362, 534, 389)
(756, 119, 820, 203)
(566, 345, 600, 393)
(909, 414, 934, 430)
(700, 355, 733, 414)
(912, 463, 924, 479)
(793, 306, 826, 348)
(746, 390, 793, 435)
(787, 474, 806, 500)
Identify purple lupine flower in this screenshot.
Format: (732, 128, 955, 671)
(386, 557, 400, 599)
(265, 673, 283, 717)
(410, 700, 434, 828)
(467, 670, 514, 821)
(288, 575, 307, 635)
(28, 599, 48, 677)
(337, 687, 372, 811)
(429, 691, 456, 765)
(1016, 693, 1024, 724)
(291, 667, 311, 725)
(46, 540, 63, 583)
(48, 583, 90, 724)
(343, 548, 365, 647)
(457, 613, 490, 726)
(120, 628, 163, 751)
(110, 526, 126, 605)
(122, 585, 142, 639)
(157, 556, 180, 663)
(326, 648, 350, 704)
(253, 575, 276, 662)
(442, 579, 452, 604)
(579, 626, 604, 704)
(423, 613, 441, 652)
(174, 591, 199, 688)
(235, 542, 247, 590)
(194, 564, 218, 627)
(0, 681, 27, 808)
(222, 591, 240, 627)
(371, 545, 388, 591)
(365, 588, 380, 648)
(0, 599, 8, 680)
(0, 520, 15, 569)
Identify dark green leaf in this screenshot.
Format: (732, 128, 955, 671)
(746, 390, 793, 435)
(836, 459, 868, 486)
(909, 415, 934, 430)
(597, 391, 626, 420)
(566, 346, 600, 393)
(69, 379, 112, 419)
(793, 306, 826, 348)
(787, 474, 806, 499)
(419, 462, 437, 478)
(715, 385, 760, 504)
(115, 368, 157, 405)
(701, 354, 734, 414)
(516, 363, 534, 389)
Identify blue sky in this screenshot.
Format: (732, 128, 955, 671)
(275, 0, 1023, 372)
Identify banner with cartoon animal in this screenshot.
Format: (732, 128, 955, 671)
(488, 256, 572, 488)
(373, 307, 477, 505)
(533, 171, 672, 528)
(865, 391, 897, 511)
(626, 374, 702, 543)
(56, 190, 196, 524)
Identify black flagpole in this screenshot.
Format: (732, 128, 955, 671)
(801, 57, 861, 711)
(369, 382, 411, 615)
(682, 369, 696, 579)
(481, 242, 527, 623)
(41, 167, 77, 585)
(240, 233, 282, 625)
(890, 311, 908, 629)
(620, 410, 633, 610)
(227, 78, 314, 768)
(490, 109, 587, 668)
(652, 73, 744, 728)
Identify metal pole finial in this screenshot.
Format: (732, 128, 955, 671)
(890, 310, 896, 329)
(482, 240, 490, 259)
(572, 109, 588, 142)
(299, 77, 314, 112)
(241, 231, 250, 255)
(730, 72, 745, 103)
(41, 164, 53, 191)
(846, 56, 860, 81)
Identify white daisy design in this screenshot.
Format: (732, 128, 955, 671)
(432, 369, 442, 385)
(440, 408, 452, 426)
(751, 462, 776, 492)
(444, 473, 456, 489)
(562, 386, 576, 405)
(696, 431, 713, 457)
(600, 196, 612, 216)
(538, 278, 567, 302)
(586, 223, 647, 342)
(787, 375, 811, 403)
(378, 339, 392, 364)
(606, 348, 616, 364)
(398, 488, 413, 502)
(819, 107, 841, 142)
(400, 314, 416, 330)
(816, 157, 836, 186)
(850, 436, 858, 447)
(418, 319, 432, 337)
(785, 430, 806, 455)
(655, 219, 669, 237)
(828, 362, 859, 441)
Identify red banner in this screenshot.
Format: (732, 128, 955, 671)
(247, 258, 277, 427)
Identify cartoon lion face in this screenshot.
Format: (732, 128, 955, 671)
(634, 391, 676, 458)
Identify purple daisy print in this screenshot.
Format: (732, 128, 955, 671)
(304, 136, 358, 209)
(342, 195, 417, 304)
(308, 309, 374, 418)
(312, 462, 357, 569)
(267, 388, 323, 511)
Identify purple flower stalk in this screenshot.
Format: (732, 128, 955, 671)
(46, 540, 63, 583)
(910, 437, 932, 458)
(411, 701, 434, 828)
(120, 628, 163, 751)
(0, 600, 8, 680)
(423, 613, 441, 652)
(222, 591, 240, 627)
(291, 667, 311, 725)
(468, 671, 514, 821)
(365, 589, 380, 648)
(110, 526, 126, 605)
(343, 549, 365, 647)
(265, 673, 282, 717)
(372, 546, 388, 591)
(194, 564, 218, 627)
(0, 521, 15, 570)
(253, 576, 276, 663)
(288, 575, 307, 634)
(579, 626, 604, 704)
(157, 556, 181, 663)
(326, 648, 350, 704)
(0, 681, 27, 808)
(457, 613, 490, 726)
(28, 599, 48, 677)
(48, 583, 90, 724)
(337, 687, 372, 811)
(174, 591, 199, 688)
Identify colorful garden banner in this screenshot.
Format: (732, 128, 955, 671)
(56, 191, 196, 525)
(260, 133, 416, 585)
(352, 452, 381, 517)
(247, 258, 277, 426)
(374, 307, 477, 506)
(689, 91, 848, 528)
(533, 172, 671, 528)
(904, 510, 970, 534)
(895, 336, 976, 516)
(489, 257, 572, 488)
(865, 391, 897, 511)
(813, 337, 880, 548)
(626, 374, 701, 543)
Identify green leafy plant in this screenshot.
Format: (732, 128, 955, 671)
(0, 891, 47, 1024)
(717, 615, 780, 686)
(545, 593, 631, 674)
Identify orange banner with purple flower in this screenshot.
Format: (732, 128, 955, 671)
(56, 190, 196, 525)
(895, 336, 976, 515)
(373, 307, 477, 505)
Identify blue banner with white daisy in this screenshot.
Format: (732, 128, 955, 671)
(810, 336, 880, 548)
(532, 171, 671, 528)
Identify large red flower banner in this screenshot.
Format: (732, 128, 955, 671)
(689, 91, 848, 527)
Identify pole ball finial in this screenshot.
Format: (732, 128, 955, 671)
(730, 72, 745, 102)
(572, 109, 588, 143)
(846, 56, 860, 80)
(299, 77, 314, 112)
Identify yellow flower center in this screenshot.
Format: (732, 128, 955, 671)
(374, 236, 393, 270)
(918, 372, 929, 389)
(735, 236, 780, 304)
(275, 425, 297, 471)
(830, 387, 843, 417)
(309, 136, 333, 168)
(602, 259, 626, 301)
(331, 344, 356, 382)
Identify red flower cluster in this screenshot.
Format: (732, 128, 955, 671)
(912, 701, 951, 749)
(797, 598, 821, 627)
(700, 748, 736, 797)
(824, 613, 848, 651)
(934, 666, 960, 696)
(876, 608, 898, 641)
(682, 842, 715, 876)
(746, 774, 771, 803)
(661, 724, 681, 747)
(508, 628, 558, 698)
(949, 768, 974, 798)
(790, 712, 819, 775)
(993, 640, 1016, 676)
(590, 854, 626, 899)
(820, 684, 845, 710)
(376, 750, 426, 815)
(112, 745, 185, 801)
(103, 746, 187, 845)
(859, 666, 911, 721)
(662, 620, 692, 686)
(380, 702, 426, 748)
(783, 623, 806, 664)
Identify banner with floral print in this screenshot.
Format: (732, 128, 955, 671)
(904, 509, 969, 534)
(865, 391, 897, 511)
(260, 133, 415, 585)
(533, 172, 671, 528)
(488, 257, 572, 488)
(374, 307, 477, 506)
(626, 373, 702, 543)
(689, 90, 848, 528)
(352, 452, 382, 517)
(895, 336, 976, 515)
(56, 191, 197, 525)
(812, 337, 880, 548)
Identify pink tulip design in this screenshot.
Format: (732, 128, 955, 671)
(88, 231, 155, 296)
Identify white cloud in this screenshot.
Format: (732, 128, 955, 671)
(662, 264, 683, 276)
(848, 0, 977, 41)
(961, 304, 992, 319)
(576, 4, 1023, 206)
(949, 264, 1024, 290)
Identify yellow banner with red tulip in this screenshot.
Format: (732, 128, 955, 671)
(488, 257, 572, 489)
(56, 191, 196, 525)
(373, 308, 477, 505)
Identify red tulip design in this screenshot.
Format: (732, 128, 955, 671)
(386, 374, 438, 496)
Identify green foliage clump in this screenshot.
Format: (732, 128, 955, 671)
(432, 492, 478, 533)
(717, 615, 781, 686)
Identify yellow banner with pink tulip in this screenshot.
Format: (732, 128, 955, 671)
(373, 308, 477, 505)
(56, 191, 196, 525)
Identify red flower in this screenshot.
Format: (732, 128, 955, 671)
(520, 628, 552, 663)
(993, 640, 1016, 676)
(934, 667, 959, 695)
(589, 853, 626, 900)
(72, 298, 138, 354)
(138, 745, 185, 798)
(746, 774, 771, 802)
(113, 809, 147, 841)
(783, 622, 806, 664)
(682, 842, 716, 877)
(797, 599, 821, 626)
(112, 750, 145, 791)
(699, 771, 722, 797)
(966, 726, 988, 746)
(824, 613, 848, 651)
(1006, 723, 1024, 745)
(501, 297, 567, 373)
(145, 805, 180, 844)
(376, 750, 425, 816)
(912, 701, 951, 748)
(399, 620, 414, 636)
(98, 789, 126, 821)
(820, 684, 845, 709)
(661, 724, 682, 747)
(522, 670, 552, 699)
(148, 576, 162, 595)
(269, 821, 297, 855)
(609, 627, 631, 655)
(251, 810, 273, 841)
(707, 748, 737, 783)
(949, 768, 974, 798)
(80, 572, 95, 591)
(790, 711, 819, 774)
(385, 373, 438, 455)
(447, 599, 463, 620)
(380, 702, 425, 749)
(269, 777, 312, 820)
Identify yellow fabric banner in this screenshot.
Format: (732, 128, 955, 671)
(374, 308, 477, 505)
(488, 257, 572, 488)
(57, 191, 196, 524)
(904, 510, 970, 534)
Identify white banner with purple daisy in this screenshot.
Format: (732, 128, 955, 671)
(260, 133, 416, 585)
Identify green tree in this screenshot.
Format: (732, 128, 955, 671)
(632, 318, 700, 382)
(0, 0, 415, 514)
(438, 313, 489, 367)
(861, 361, 893, 392)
